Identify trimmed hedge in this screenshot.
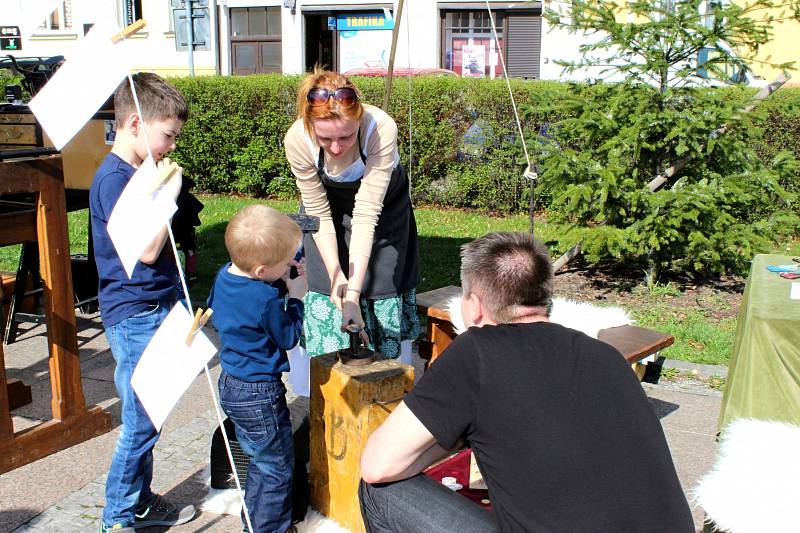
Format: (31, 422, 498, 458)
(169, 74, 800, 213)
(170, 74, 562, 211)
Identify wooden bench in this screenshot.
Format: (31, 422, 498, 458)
(417, 286, 674, 379)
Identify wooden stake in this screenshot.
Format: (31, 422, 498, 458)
(382, 0, 405, 112)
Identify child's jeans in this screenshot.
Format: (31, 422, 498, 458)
(102, 301, 172, 527)
(219, 370, 294, 533)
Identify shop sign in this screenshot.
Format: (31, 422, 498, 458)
(336, 13, 394, 31)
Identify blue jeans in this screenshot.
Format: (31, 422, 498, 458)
(102, 301, 172, 527)
(219, 371, 294, 533)
(359, 475, 496, 533)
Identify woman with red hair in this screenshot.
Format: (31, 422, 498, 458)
(284, 68, 419, 361)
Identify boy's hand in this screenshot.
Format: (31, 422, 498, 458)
(289, 257, 306, 280)
(157, 157, 183, 201)
(284, 267, 307, 300)
(295, 257, 306, 277)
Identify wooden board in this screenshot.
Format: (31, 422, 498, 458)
(310, 353, 414, 532)
(55, 118, 113, 190)
(416, 286, 675, 367)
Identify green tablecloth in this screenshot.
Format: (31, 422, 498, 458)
(718, 254, 800, 433)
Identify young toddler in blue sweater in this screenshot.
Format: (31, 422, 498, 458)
(208, 205, 307, 532)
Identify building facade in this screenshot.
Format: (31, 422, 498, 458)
(4, 1, 797, 82)
(3, 0, 549, 79)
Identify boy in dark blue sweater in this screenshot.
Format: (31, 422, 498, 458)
(208, 205, 307, 533)
(92, 73, 195, 533)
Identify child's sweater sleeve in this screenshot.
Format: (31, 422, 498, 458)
(260, 297, 304, 350)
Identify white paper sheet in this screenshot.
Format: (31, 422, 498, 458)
(131, 305, 217, 431)
(28, 19, 132, 150)
(107, 157, 179, 278)
(286, 344, 309, 397)
(791, 282, 800, 300)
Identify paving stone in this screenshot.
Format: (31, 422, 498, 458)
(3, 313, 723, 533)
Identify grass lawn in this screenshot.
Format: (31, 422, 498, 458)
(2, 194, 798, 367)
(626, 287, 739, 366)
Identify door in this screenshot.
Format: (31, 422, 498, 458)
(230, 7, 282, 75)
(304, 14, 336, 71)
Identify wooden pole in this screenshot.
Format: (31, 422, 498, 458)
(382, 0, 405, 112)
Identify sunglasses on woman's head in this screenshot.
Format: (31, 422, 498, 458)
(307, 87, 359, 107)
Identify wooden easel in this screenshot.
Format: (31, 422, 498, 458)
(0, 155, 111, 474)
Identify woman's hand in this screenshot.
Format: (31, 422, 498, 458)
(329, 269, 349, 310)
(341, 298, 370, 346)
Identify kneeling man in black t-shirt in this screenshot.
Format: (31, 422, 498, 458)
(359, 231, 694, 533)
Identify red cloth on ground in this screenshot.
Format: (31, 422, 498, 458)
(424, 448, 491, 510)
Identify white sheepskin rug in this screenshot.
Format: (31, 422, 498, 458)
(446, 296, 631, 339)
(201, 476, 351, 533)
(693, 418, 800, 533)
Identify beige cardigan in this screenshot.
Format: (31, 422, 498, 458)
(283, 103, 399, 259)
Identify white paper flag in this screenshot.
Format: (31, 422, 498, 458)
(131, 305, 217, 431)
(107, 157, 179, 277)
(28, 19, 132, 150)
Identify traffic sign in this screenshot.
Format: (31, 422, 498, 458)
(0, 26, 21, 51)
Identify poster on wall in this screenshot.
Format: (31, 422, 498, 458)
(450, 39, 502, 78)
(461, 44, 486, 77)
(337, 13, 394, 73)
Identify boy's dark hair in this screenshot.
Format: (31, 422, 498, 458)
(460, 232, 553, 323)
(114, 72, 189, 127)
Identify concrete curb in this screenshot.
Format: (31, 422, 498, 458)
(662, 359, 728, 378)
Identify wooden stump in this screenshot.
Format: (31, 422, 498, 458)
(310, 353, 414, 532)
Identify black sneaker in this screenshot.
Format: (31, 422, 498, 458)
(98, 523, 134, 533)
(134, 494, 196, 528)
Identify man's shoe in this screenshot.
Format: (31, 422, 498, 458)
(134, 494, 196, 528)
(98, 523, 134, 533)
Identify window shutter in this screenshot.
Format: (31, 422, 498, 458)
(506, 14, 541, 79)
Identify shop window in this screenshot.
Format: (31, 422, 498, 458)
(442, 11, 504, 79)
(122, 0, 144, 26)
(40, 2, 70, 31)
(441, 9, 541, 79)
